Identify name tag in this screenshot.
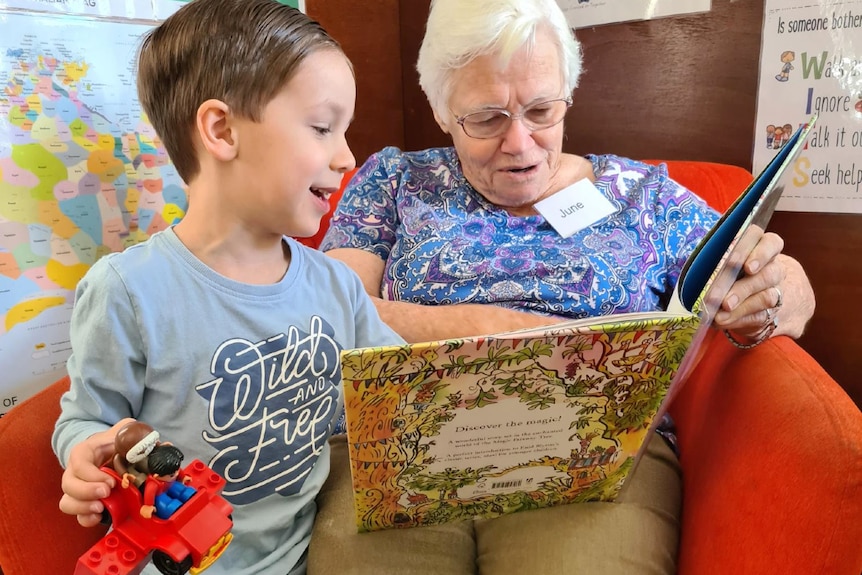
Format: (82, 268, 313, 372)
(534, 179, 616, 238)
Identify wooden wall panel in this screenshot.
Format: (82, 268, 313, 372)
(565, 3, 762, 168)
(306, 0, 404, 164)
(397, 0, 861, 406)
(399, 1, 764, 169)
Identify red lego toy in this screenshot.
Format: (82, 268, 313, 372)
(74, 458, 233, 575)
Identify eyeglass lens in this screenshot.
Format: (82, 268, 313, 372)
(460, 99, 570, 139)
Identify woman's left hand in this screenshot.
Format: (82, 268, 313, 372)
(714, 231, 815, 341)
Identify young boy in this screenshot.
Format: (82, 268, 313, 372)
(51, 1, 403, 573)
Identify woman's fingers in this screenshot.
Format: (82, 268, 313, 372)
(716, 248, 786, 339)
(741, 232, 784, 276)
(717, 239, 786, 330)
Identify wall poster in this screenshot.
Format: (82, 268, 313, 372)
(557, 0, 711, 29)
(0, 0, 188, 416)
(754, 0, 862, 213)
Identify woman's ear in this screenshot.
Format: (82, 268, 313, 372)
(196, 99, 237, 161)
(432, 109, 450, 135)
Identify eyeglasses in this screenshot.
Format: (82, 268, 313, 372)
(453, 97, 573, 139)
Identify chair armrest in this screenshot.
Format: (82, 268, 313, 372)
(669, 331, 862, 575)
(0, 376, 108, 575)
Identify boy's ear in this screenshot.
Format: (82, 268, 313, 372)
(196, 99, 237, 161)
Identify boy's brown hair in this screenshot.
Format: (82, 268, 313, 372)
(137, 0, 344, 182)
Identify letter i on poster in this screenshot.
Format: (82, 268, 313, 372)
(753, 0, 862, 214)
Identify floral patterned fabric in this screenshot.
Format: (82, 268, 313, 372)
(320, 146, 719, 320)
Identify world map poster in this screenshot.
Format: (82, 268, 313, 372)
(0, 6, 187, 415)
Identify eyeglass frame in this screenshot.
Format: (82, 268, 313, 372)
(451, 97, 573, 139)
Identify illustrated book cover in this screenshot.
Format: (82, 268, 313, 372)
(340, 117, 816, 532)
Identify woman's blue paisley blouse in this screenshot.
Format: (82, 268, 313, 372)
(320, 146, 719, 320)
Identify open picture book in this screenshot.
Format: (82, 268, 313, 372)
(339, 116, 817, 532)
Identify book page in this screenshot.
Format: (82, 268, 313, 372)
(493, 310, 688, 338)
(676, 117, 816, 315)
(342, 314, 700, 531)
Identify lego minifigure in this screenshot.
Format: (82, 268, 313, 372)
(140, 444, 197, 519)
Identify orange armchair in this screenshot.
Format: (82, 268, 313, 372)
(0, 375, 107, 574)
(1, 162, 860, 575)
(656, 161, 862, 575)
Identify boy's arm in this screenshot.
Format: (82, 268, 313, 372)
(53, 259, 148, 527)
(345, 261, 406, 349)
(52, 259, 147, 467)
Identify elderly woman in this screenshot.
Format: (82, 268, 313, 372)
(311, 0, 816, 573)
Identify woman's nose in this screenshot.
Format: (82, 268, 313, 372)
(499, 117, 534, 154)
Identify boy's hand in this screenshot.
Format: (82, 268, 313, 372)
(59, 418, 136, 527)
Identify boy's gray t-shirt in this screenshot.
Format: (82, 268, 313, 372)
(53, 228, 403, 575)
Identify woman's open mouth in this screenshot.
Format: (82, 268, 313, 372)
(504, 164, 539, 176)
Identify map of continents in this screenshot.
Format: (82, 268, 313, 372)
(0, 12, 187, 414)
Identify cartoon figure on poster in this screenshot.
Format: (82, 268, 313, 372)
(780, 123, 793, 147)
(765, 122, 794, 149)
(775, 50, 795, 81)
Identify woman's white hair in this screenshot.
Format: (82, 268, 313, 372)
(417, 0, 583, 119)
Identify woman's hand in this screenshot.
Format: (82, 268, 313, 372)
(714, 231, 815, 342)
(59, 417, 135, 527)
